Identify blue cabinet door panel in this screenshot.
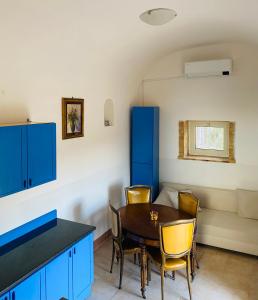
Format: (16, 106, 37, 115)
(27, 123, 56, 188)
(10, 271, 41, 300)
(46, 250, 70, 300)
(73, 234, 93, 299)
(0, 293, 9, 300)
(0, 126, 27, 197)
(131, 163, 153, 186)
(131, 108, 154, 164)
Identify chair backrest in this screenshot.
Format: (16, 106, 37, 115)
(159, 219, 195, 258)
(125, 185, 152, 204)
(109, 204, 122, 240)
(178, 192, 199, 218)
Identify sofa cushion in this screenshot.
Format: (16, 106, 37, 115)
(161, 182, 237, 213)
(197, 208, 258, 255)
(154, 187, 178, 208)
(237, 189, 258, 220)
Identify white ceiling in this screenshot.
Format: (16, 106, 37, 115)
(1, 0, 258, 74)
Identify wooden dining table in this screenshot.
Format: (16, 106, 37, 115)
(119, 203, 192, 299)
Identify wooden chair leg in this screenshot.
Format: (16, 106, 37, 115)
(119, 251, 124, 289)
(161, 267, 165, 300)
(186, 255, 192, 300)
(147, 257, 151, 285)
(116, 248, 119, 263)
(194, 241, 200, 269)
(110, 240, 115, 273)
(171, 271, 175, 280)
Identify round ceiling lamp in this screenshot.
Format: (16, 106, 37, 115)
(139, 8, 177, 26)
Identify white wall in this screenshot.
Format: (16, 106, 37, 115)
(0, 1, 144, 238)
(143, 43, 258, 190)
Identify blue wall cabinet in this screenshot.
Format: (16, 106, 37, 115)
(10, 272, 41, 300)
(46, 250, 69, 300)
(72, 234, 93, 299)
(131, 107, 159, 200)
(0, 123, 56, 197)
(0, 126, 27, 197)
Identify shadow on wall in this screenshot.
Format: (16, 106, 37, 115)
(0, 101, 29, 123)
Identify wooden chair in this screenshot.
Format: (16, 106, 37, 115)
(178, 192, 200, 280)
(147, 219, 196, 300)
(125, 185, 152, 264)
(109, 204, 141, 289)
(125, 185, 152, 205)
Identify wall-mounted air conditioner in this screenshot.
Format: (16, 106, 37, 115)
(184, 59, 232, 78)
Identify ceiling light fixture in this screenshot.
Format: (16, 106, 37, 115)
(140, 8, 177, 26)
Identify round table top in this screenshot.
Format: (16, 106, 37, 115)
(119, 203, 192, 246)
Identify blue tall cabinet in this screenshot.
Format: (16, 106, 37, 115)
(0, 123, 56, 197)
(131, 107, 159, 200)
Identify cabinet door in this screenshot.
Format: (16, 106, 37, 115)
(131, 162, 153, 186)
(27, 123, 56, 188)
(73, 234, 93, 299)
(131, 108, 154, 164)
(45, 250, 70, 300)
(0, 126, 27, 197)
(10, 271, 41, 300)
(0, 293, 9, 300)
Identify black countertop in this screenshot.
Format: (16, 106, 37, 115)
(0, 218, 95, 296)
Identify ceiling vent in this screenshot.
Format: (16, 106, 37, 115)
(184, 59, 232, 78)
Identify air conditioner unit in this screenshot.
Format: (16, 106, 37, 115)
(184, 59, 232, 78)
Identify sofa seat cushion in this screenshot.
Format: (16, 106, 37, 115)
(197, 208, 258, 255)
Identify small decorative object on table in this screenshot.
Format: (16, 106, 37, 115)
(150, 209, 159, 221)
(62, 97, 84, 139)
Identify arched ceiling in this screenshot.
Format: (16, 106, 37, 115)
(1, 0, 258, 78)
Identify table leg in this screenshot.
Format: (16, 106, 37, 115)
(140, 245, 147, 299)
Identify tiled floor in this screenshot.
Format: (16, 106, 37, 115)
(89, 239, 258, 300)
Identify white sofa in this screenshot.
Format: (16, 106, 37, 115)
(154, 182, 258, 256)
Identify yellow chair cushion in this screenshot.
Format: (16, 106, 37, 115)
(148, 247, 186, 271)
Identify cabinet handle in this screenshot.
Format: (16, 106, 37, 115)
(12, 291, 15, 300)
(29, 178, 32, 186)
(23, 180, 26, 188)
(73, 247, 76, 255)
(69, 250, 72, 257)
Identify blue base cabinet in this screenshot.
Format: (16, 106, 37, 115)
(10, 271, 41, 300)
(0, 123, 56, 198)
(0, 293, 9, 300)
(1, 233, 94, 300)
(131, 107, 159, 200)
(45, 234, 94, 300)
(0, 211, 95, 300)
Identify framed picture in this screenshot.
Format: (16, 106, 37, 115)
(62, 98, 84, 139)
